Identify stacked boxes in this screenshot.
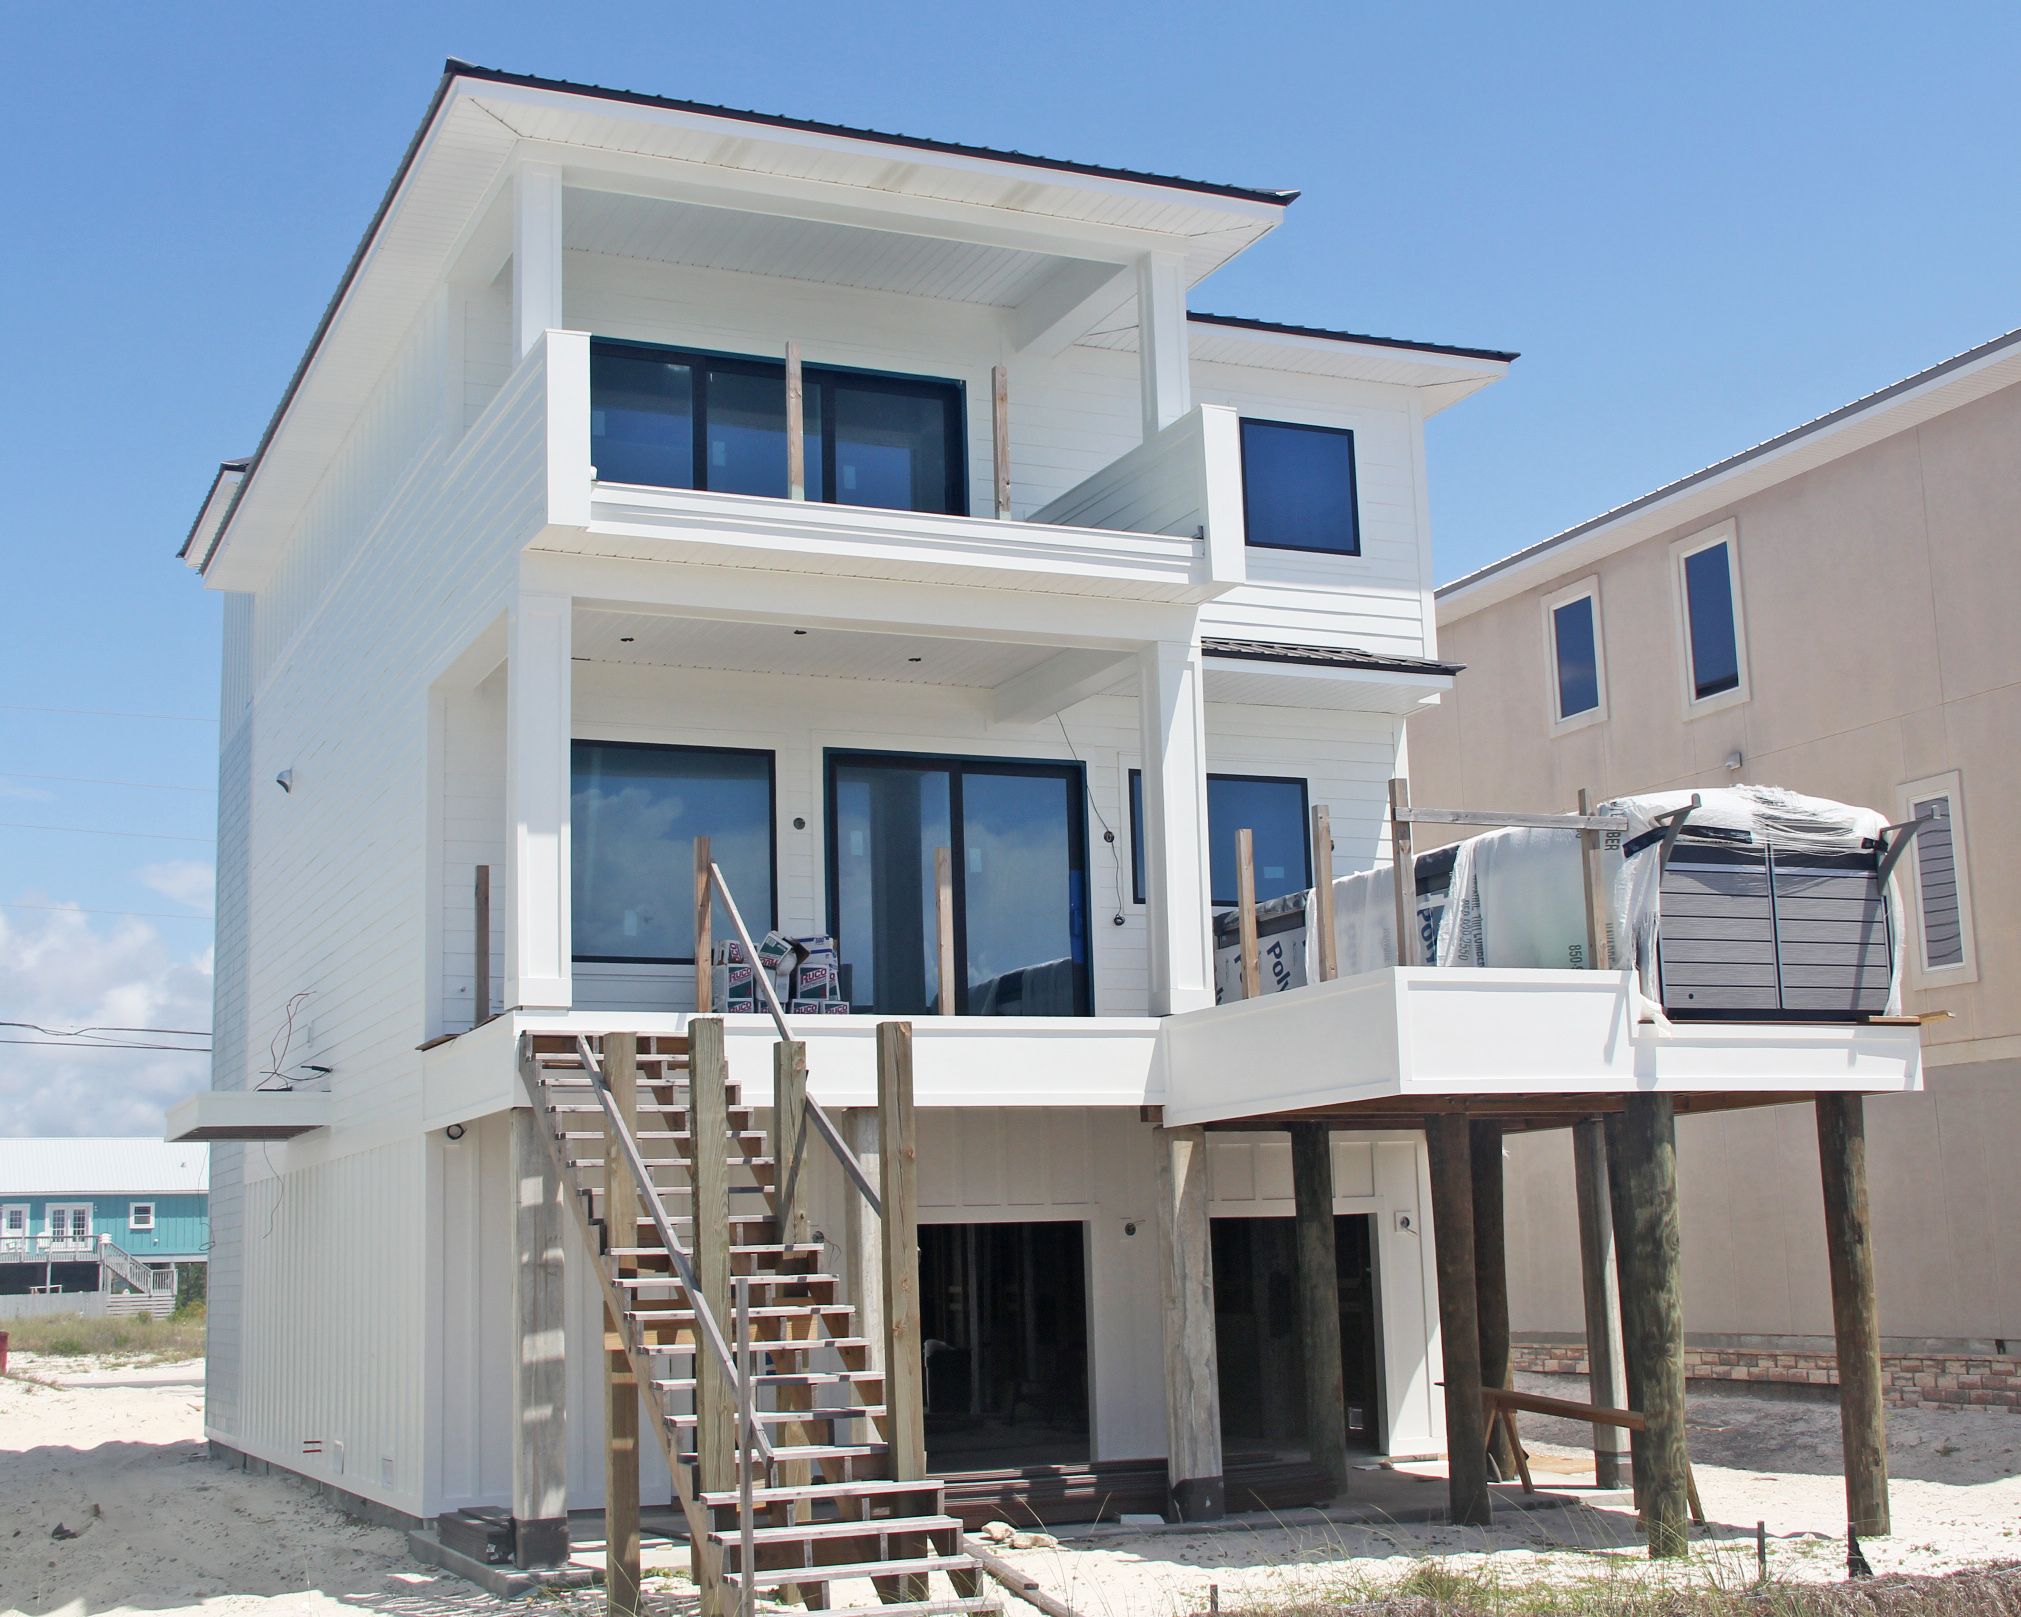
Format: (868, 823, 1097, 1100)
(712, 932, 850, 1013)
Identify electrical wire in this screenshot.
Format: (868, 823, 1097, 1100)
(0, 703, 215, 723)
(0, 902, 215, 922)
(0, 771, 215, 794)
(0, 822, 212, 844)
(0, 1038, 210, 1053)
(1053, 713, 1128, 925)
(0, 1020, 212, 1038)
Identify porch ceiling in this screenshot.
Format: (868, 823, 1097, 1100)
(574, 608, 1064, 689)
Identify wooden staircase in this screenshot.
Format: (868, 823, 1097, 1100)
(520, 1022, 990, 1617)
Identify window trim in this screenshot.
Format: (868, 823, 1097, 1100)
(589, 336, 971, 516)
(1670, 520, 1750, 715)
(1, 1204, 26, 1240)
(129, 1202, 156, 1232)
(1238, 417, 1363, 557)
(1898, 771, 1978, 988)
(1127, 768, 1313, 907)
(1541, 575, 1608, 733)
(46, 1202, 91, 1242)
(822, 747, 1094, 1017)
(570, 738, 780, 967)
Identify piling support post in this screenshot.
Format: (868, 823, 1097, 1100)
(1426, 1115, 1493, 1526)
(1573, 1117, 1631, 1488)
(1291, 1122, 1350, 1496)
(1609, 1095, 1689, 1558)
(1156, 1125, 1225, 1520)
(1817, 1093, 1891, 1536)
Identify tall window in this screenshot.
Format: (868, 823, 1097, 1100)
(1130, 771, 1312, 906)
(1675, 526, 1747, 705)
(571, 741, 776, 965)
(1240, 419, 1361, 556)
(48, 1205, 90, 1242)
(1, 1205, 26, 1240)
(1900, 774, 1975, 981)
(1544, 580, 1605, 726)
(590, 340, 966, 515)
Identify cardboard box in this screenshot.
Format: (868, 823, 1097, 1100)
(790, 960, 837, 1000)
(713, 962, 757, 1010)
(788, 999, 835, 1016)
(711, 938, 752, 967)
(756, 931, 796, 974)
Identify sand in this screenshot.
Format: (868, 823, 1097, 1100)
(3, 1359, 2016, 1616)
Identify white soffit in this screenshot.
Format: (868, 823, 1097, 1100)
(1440, 325, 2021, 620)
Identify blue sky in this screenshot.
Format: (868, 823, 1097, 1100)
(2, 1, 2017, 1131)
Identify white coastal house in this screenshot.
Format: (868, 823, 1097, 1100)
(172, 61, 1922, 1602)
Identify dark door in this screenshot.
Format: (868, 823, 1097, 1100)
(827, 752, 1091, 1015)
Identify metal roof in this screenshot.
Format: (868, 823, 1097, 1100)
(1440, 323, 2021, 611)
(1201, 637, 1464, 678)
(0, 1138, 209, 1198)
(1189, 311, 1517, 366)
(445, 61, 1300, 206)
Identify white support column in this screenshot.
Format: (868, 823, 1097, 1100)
(1138, 639, 1213, 1015)
(513, 161, 565, 361)
(506, 590, 572, 1011)
(1135, 251, 1191, 441)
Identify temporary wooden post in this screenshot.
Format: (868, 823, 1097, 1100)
(933, 846, 957, 1016)
(877, 1022, 926, 1481)
(1472, 1119, 1516, 1482)
(1291, 1123, 1350, 1496)
(694, 835, 714, 1014)
(1310, 805, 1337, 983)
(1388, 778, 1417, 967)
(688, 1017, 735, 1496)
(773, 1040, 809, 1247)
(1156, 1125, 1225, 1520)
(1573, 1117, 1631, 1489)
(602, 1032, 643, 1614)
(472, 866, 492, 1027)
(785, 342, 806, 502)
(1236, 827, 1261, 1000)
(510, 1105, 570, 1567)
(1426, 1115, 1492, 1525)
(1610, 1095, 1690, 1558)
(843, 1107, 885, 1348)
(1577, 788, 1609, 970)
(991, 364, 1012, 520)
(1816, 1094, 1891, 1536)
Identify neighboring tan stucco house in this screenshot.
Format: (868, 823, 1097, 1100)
(1414, 327, 2021, 1400)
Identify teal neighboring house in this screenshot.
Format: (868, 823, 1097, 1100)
(0, 1138, 208, 1297)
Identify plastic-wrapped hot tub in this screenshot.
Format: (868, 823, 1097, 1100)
(1212, 785, 1905, 1023)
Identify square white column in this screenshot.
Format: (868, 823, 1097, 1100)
(506, 590, 571, 1011)
(1138, 638, 1213, 1015)
(513, 161, 565, 362)
(1136, 251, 1191, 441)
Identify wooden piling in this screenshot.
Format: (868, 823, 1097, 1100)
(1388, 779, 1418, 967)
(785, 341, 806, 502)
(1610, 1095, 1689, 1558)
(1817, 1094, 1891, 1536)
(1156, 1124, 1225, 1520)
(694, 835, 714, 1014)
(1291, 1123, 1350, 1496)
(1471, 1119, 1516, 1482)
(934, 847, 957, 1016)
(688, 1017, 735, 1496)
(1310, 805, 1337, 983)
(1573, 1117, 1631, 1489)
(773, 1040, 810, 1247)
(1426, 1116, 1493, 1526)
(601, 1033, 642, 1615)
(992, 364, 1012, 520)
(1236, 828, 1261, 1000)
(877, 1022, 926, 1481)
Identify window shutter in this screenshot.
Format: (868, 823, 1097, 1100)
(1911, 795, 1964, 968)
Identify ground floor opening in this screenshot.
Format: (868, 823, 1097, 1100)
(919, 1218, 1091, 1472)
(1212, 1213, 1383, 1458)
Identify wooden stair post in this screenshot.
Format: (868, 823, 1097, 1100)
(689, 1017, 736, 1500)
(603, 1033, 643, 1615)
(878, 1022, 926, 1481)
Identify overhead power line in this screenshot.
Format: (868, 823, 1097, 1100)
(0, 1038, 211, 1053)
(0, 703, 215, 723)
(0, 822, 212, 844)
(0, 902, 215, 923)
(0, 1020, 212, 1038)
(0, 771, 216, 794)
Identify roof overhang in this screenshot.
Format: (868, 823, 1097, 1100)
(165, 1089, 331, 1143)
(194, 63, 1295, 589)
(1201, 637, 1460, 714)
(1440, 324, 2021, 619)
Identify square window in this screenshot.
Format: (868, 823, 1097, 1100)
(130, 1202, 156, 1232)
(1240, 419, 1360, 556)
(1130, 770, 1312, 906)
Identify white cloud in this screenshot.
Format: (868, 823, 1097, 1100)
(0, 907, 213, 1137)
(139, 859, 217, 910)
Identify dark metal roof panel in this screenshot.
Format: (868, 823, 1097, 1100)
(1189, 311, 1518, 365)
(1201, 637, 1464, 678)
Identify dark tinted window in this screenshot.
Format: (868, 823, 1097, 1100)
(1552, 595, 1601, 718)
(590, 340, 964, 515)
(572, 742, 774, 963)
(1131, 770, 1311, 906)
(1683, 541, 1742, 699)
(1240, 419, 1360, 555)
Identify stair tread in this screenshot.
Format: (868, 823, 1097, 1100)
(613, 1272, 837, 1290)
(697, 1477, 940, 1509)
(744, 1554, 971, 1590)
(763, 1443, 886, 1461)
(610, 1244, 824, 1258)
(666, 1406, 883, 1427)
(711, 1512, 958, 1547)
(812, 1602, 994, 1617)
(645, 1337, 871, 1357)
(657, 1370, 881, 1392)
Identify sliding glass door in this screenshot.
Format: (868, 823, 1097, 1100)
(827, 752, 1090, 1016)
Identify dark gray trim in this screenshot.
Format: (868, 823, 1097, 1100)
(1201, 637, 1464, 678)
(1440, 323, 2021, 601)
(1190, 310, 1518, 365)
(178, 457, 251, 562)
